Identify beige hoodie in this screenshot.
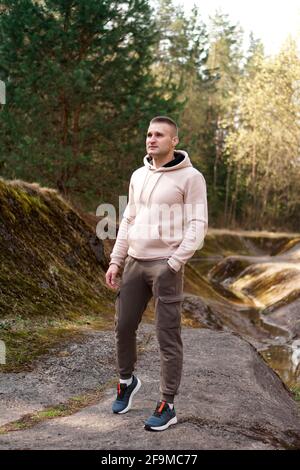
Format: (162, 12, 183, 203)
(109, 150, 208, 272)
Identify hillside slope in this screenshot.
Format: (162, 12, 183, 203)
(0, 178, 113, 370)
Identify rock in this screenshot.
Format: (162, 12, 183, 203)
(292, 321, 300, 339)
(183, 294, 223, 330)
(0, 327, 299, 449)
(0, 325, 152, 427)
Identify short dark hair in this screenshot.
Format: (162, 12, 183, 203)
(150, 116, 178, 136)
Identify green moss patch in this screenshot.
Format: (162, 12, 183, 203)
(291, 386, 300, 402)
(0, 178, 118, 370)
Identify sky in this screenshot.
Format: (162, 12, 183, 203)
(173, 0, 300, 56)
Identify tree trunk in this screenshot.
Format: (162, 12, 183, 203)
(224, 163, 231, 224)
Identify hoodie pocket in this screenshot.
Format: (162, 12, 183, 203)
(128, 223, 159, 240)
(128, 223, 164, 251)
(158, 224, 183, 248)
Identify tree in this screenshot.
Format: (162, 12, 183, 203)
(225, 37, 300, 229)
(0, 0, 178, 208)
(205, 10, 244, 224)
(150, 0, 213, 170)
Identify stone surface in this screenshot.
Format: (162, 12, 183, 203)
(0, 326, 152, 426)
(0, 327, 299, 450)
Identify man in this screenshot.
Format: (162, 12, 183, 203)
(105, 116, 208, 431)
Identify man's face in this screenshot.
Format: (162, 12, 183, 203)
(146, 122, 179, 158)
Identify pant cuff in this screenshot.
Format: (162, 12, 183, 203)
(161, 394, 175, 404)
(120, 374, 133, 380)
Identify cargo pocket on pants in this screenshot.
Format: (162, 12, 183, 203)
(157, 294, 184, 329)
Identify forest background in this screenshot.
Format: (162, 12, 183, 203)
(0, 0, 299, 231)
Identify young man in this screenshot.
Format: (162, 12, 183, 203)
(105, 116, 208, 431)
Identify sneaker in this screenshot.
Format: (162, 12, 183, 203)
(112, 375, 141, 414)
(144, 400, 177, 431)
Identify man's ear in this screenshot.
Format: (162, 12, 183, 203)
(173, 136, 179, 147)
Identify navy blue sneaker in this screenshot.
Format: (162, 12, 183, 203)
(112, 375, 141, 414)
(144, 400, 177, 431)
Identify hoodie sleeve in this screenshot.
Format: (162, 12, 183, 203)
(109, 178, 136, 268)
(167, 172, 208, 272)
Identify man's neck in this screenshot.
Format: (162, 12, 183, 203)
(151, 152, 175, 169)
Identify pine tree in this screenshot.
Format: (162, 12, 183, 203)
(0, 0, 178, 207)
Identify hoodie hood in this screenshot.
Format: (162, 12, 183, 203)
(143, 150, 192, 172)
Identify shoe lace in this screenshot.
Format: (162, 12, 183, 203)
(153, 400, 167, 417)
(117, 383, 127, 400)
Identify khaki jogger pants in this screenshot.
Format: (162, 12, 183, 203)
(114, 255, 185, 403)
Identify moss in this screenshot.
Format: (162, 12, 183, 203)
(195, 232, 255, 259)
(291, 386, 300, 402)
(0, 177, 112, 328)
(183, 263, 228, 301)
(271, 237, 300, 256)
(197, 228, 300, 259)
(35, 406, 68, 419)
(207, 257, 250, 284)
(0, 180, 52, 224)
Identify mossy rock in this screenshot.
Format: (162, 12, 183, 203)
(0, 178, 115, 370)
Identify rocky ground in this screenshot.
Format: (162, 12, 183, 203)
(0, 324, 299, 450)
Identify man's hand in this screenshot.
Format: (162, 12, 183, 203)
(105, 264, 120, 290)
